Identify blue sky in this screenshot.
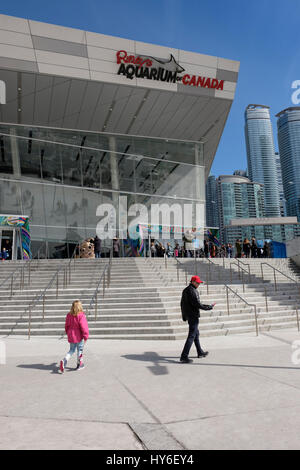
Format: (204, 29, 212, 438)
(1, 0, 300, 176)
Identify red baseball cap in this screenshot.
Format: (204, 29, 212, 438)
(191, 275, 203, 284)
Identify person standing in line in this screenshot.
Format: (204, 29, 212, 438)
(243, 238, 251, 258)
(235, 239, 242, 258)
(204, 239, 209, 258)
(180, 275, 216, 363)
(94, 235, 102, 259)
(150, 242, 157, 257)
(251, 237, 257, 258)
(60, 300, 89, 373)
(113, 238, 120, 257)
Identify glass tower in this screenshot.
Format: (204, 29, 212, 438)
(276, 107, 300, 222)
(216, 174, 264, 243)
(245, 105, 281, 217)
(205, 175, 219, 229)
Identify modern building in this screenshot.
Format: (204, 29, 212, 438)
(275, 151, 286, 217)
(205, 175, 219, 229)
(0, 14, 239, 258)
(276, 107, 300, 222)
(216, 174, 264, 243)
(233, 169, 247, 177)
(226, 216, 300, 245)
(245, 104, 281, 217)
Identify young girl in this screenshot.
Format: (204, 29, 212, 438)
(60, 300, 89, 373)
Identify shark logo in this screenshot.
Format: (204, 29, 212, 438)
(0, 80, 6, 105)
(149, 54, 185, 74)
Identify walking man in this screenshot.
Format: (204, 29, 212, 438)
(180, 276, 216, 363)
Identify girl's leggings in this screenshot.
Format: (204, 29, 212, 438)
(64, 340, 84, 363)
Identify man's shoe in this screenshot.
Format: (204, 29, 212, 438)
(180, 357, 193, 363)
(198, 351, 209, 358)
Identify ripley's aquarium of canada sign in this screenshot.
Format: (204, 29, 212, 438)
(116, 50, 225, 91)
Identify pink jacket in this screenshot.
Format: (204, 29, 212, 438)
(65, 312, 89, 343)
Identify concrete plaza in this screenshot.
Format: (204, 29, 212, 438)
(1, 329, 300, 450)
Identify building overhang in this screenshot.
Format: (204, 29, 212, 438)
(227, 217, 299, 227)
(0, 14, 239, 177)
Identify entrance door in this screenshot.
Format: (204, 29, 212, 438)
(0, 227, 22, 260)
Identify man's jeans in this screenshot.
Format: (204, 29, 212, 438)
(181, 320, 204, 359)
(95, 251, 101, 258)
(65, 340, 84, 363)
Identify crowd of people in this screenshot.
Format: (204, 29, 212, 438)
(149, 237, 273, 259)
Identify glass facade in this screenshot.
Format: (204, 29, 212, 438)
(276, 108, 300, 222)
(0, 124, 205, 257)
(226, 223, 300, 246)
(216, 175, 264, 243)
(245, 105, 281, 217)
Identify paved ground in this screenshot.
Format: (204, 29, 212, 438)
(1, 329, 300, 450)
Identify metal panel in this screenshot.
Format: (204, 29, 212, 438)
(0, 57, 38, 72)
(76, 81, 103, 130)
(48, 79, 71, 124)
(32, 35, 88, 58)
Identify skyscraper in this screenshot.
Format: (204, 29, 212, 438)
(275, 152, 286, 217)
(216, 174, 264, 243)
(245, 105, 281, 217)
(276, 107, 300, 222)
(205, 175, 219, 229)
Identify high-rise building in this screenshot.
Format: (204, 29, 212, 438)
(276, 107, 300, 222)
(275, 152, 286, 217)
(216, 174, 264, 243)
(245, 104, 281, 217)
(205, 175, 219, 229)
(233, 169, 247, 177)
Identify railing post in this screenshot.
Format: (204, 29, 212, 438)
(177, 262, 179, 282)
(274, 269, 277, 292)
(56, 272, 59, 299)
(28, 306, 31, 340)
(261, 264, 264, 282)
(43, 295, 45, 321)
(103, 272, 106, 297)
(185, 268, 187, 285)
(230, 264, 232, 283)
(264, 287, 268, 312)
(95, 292, 98, 321)
(10, 275, 13, 298)
(296, 304, 300, 332)
(254, 305, 258, 336)
(28, 261, 31, 286)
(226, 286, 230, 315)
(242, 270, 245, 293)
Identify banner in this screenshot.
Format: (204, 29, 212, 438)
(0, 215, 31, 259)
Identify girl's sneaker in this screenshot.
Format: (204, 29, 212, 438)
(60, 359, 66, 373)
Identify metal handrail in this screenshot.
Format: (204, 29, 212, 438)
(175, 256, 259, 335)
(236, 258, 251, 278)
(26, 262, 68, 339)
(260, 262, 299, 291)
(224, 283, 259, 336)
(260, 262, 300, 331)
(87, 254, 112, 320)
(0, 245, 45, 295)
(229, 261, 251, 292)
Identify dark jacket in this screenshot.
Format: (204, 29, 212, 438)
(180, 283, 213, 322)
(94, 236, 101, 252)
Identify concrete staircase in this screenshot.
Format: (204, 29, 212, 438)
(0, 257, 299, 339)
